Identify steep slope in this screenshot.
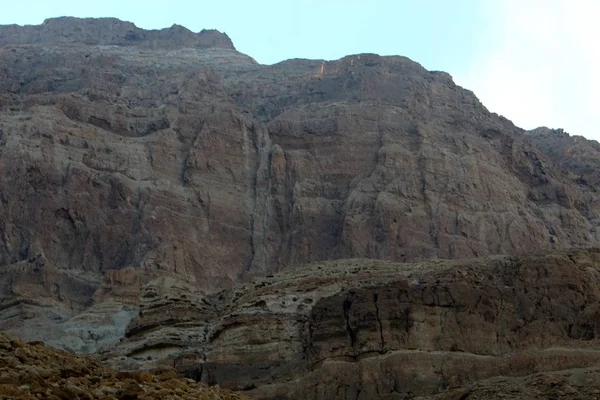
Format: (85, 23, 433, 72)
(0, 16, 235, 49)
(0, 18, 599, 354)
(527, 126, 600, 191)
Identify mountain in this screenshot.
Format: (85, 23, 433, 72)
(1, 17, 600, 399)
(0, 16, 235, 49)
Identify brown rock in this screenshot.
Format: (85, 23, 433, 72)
(0, 372, 19, 385)
(2, 16, 600, 400)
(1, 19, 600, 355)
(0, 333, 248, 399)
(106, 249, 600, 399)
(0, 17, 235, 50)
(117, 382, 142, 400)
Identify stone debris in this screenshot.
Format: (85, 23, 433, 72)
(0, 334, 248, 400)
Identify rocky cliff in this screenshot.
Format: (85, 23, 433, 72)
(1, 17, 600, 399)
(6, 249, 600, 399)
(111, 248, 600, 399)
(0, 333, 249, 399)
(0, 17, 235, 50)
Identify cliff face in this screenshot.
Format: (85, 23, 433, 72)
(1, 17, 600, 396)
(527, 127, 600, 191)
(112, 248, 600, 399)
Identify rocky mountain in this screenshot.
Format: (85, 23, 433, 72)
(0, 17, 235, 50)
(1, 17, 600, 399)
(527, 127, 600, 191)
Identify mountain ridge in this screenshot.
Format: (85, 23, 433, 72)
(0, 17, 236, 50)
(1, 16, 600, 400)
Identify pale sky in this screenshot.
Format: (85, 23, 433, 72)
(1, 0, 598, 141)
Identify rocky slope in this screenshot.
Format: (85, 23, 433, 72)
(103, 248, 600, 399)
(0, 333, 248, 399)
(1, 16, 600, 398)
(527, 126, 600, 192)
(0, 17, 235, 50)
(5, 250, 600, 399)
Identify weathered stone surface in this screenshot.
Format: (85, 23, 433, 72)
(112, 249, 600, 399)
(527, 126, 600, 193)
(0, 23, 257, 351)
(2, 17, 600, 399)
(0, 16, 235, 50)
(423, 367, 600, 400)
(2, 19, 599, 309)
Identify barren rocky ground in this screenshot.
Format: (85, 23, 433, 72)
(0, 333, 248, 399)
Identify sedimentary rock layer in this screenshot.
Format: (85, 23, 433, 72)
(111, 249, 600, 399)
(1, 20, 600, 394)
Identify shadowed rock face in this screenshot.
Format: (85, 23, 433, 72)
(1, 17, 600, 397)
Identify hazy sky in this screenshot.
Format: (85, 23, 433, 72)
(1, 0, 598, 141)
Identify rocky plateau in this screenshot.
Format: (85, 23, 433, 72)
(1, 17, 600, 399)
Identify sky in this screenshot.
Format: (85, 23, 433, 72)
(1, 0, 598, 141)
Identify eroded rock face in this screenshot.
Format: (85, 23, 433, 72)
(0, 334, 249, 400)
(0, 17, 235, 49)
(1, 17, 600, 364)
(113, 249, 600, 399)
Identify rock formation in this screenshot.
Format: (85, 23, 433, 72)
(0, 333, 248, 399)
(1, 17, 600, 399)
(108, 248, 600, 399)
(527, 126, 600, 192)
(0, 17, 235, 49)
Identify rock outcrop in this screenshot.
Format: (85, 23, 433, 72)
(0, 333, 249, 399)
(0, 17, 235, 50)
(2, 17, 600, 399)
(113, 248, 600, 399)
(527, 126, 600, 192)
(6, 249, 600, 399)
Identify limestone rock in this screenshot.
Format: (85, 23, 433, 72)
(527, 126, 600, 210)
(113, 249, 600, 399)
(1, 20, 598, 305)
(0, 17, 236, 50)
